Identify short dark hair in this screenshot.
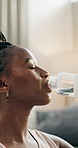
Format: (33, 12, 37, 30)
(0, 31, 13, 75)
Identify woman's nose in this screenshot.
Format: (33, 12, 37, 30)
(39, 68, 49, 79)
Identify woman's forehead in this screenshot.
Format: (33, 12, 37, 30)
(11, 46, 37, 63)
(25, 48, 36, 61)
(24, 48, 37, 64)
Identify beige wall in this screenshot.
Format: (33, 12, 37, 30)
(72, 1, 78, 52)
(27, 0, 73, 56)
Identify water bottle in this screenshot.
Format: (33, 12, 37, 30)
(48, 72, 78, 97)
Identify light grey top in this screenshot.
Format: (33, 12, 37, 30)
(0, 129, 74, 148)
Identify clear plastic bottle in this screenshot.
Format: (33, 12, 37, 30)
(48, 72, 76, 97)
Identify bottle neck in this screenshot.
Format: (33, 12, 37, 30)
(51, 76, 57, 88)
(49, 76, 57, 89)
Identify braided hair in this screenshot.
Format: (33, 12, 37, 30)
(0, 31, 13, 76)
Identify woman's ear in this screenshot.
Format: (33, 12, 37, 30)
(0, 80, 8, 93)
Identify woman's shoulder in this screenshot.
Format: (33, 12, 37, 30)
(28, 129, 74, 148)
(28, 129, 58, 148)
(0, 143, 6, 148)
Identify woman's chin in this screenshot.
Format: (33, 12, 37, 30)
(45, 93, 52, 104)
(38, 93, 52, 106)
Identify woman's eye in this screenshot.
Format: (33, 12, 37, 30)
(30, 67, 36, 69)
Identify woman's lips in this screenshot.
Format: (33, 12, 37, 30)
(42, 81, 52, 93)
(44, 86, 52, 93)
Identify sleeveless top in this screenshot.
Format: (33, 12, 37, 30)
(0, 129, 74, 148)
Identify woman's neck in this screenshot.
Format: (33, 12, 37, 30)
(0, 101, 32, 145)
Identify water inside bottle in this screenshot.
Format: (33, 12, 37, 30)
(55, 87, 74, 96)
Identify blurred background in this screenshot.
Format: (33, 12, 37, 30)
(0, 0, 78, 136)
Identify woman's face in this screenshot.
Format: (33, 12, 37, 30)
(7, 46, 52, 107)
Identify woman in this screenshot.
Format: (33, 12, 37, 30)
(0, 31, 74, 148)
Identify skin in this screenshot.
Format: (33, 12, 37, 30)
(0, 46, 52, 148)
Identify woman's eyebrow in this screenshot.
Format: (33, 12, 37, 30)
(25, 58, 32, 64)
(25, 57, 37, 65)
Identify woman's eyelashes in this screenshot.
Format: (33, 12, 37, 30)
(29, 64, 36, 69)
(30, 66, 36, 69)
